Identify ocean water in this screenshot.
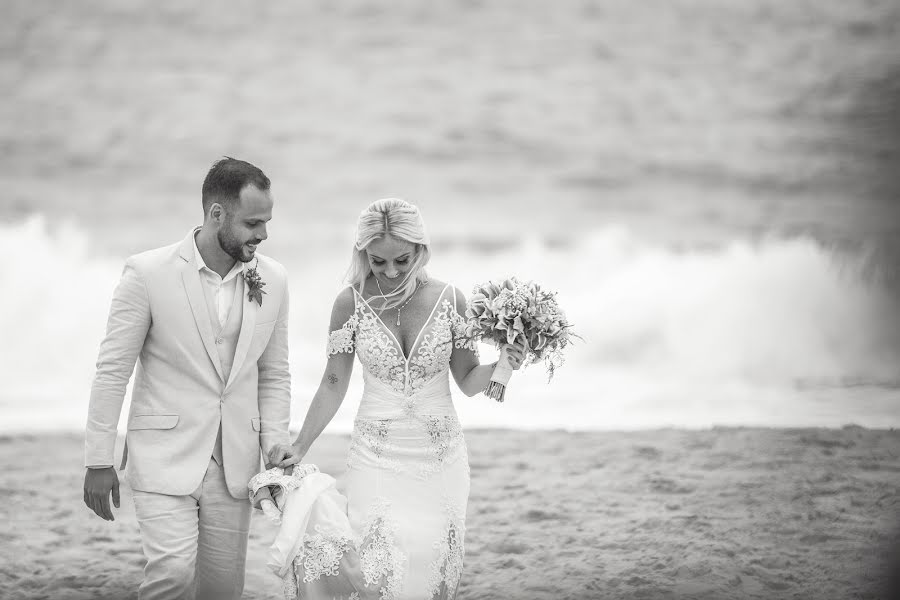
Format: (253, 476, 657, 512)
(2, 0, 899, 431)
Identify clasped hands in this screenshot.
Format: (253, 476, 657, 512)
(267, 442, 306, 471)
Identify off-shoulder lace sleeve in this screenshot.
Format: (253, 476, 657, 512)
(326, 313, 359, 357)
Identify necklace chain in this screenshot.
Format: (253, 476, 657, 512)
(374, 277, 422, 326)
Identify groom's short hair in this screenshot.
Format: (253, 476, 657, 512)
(201, 157, 271, 214)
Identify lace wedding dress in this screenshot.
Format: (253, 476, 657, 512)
(254, 283, 475, 600)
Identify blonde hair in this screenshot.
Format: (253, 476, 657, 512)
(347, 198, 431, 309)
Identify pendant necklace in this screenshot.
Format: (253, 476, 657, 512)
(375, 277, 422, 326)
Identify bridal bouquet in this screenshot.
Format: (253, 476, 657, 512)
(463, 277, 578, 402)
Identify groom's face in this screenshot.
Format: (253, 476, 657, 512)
(216, 184, 273, 263)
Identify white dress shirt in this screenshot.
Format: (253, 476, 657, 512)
(193, 231, 244, 327)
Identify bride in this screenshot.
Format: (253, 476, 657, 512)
(265, 198, 525, 599)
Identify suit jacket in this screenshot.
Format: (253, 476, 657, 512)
(84, 230, 291, 498)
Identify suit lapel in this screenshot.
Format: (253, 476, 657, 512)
(179, 232, 226, 383)
(227, 263, 257, 390)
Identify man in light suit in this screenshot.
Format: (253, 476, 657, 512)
(83, 157, 291, 599)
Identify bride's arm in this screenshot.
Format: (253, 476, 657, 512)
(451, 360, 497, 397)
(287, 349, 354, 460)
(449, 287, 524, 397)
(269, 288, 357, 468)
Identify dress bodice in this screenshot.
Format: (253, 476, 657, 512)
(326, 283, 476, 420)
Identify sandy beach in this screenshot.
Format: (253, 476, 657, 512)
(1, 427, 898, 599)
(3, 2, 899, 598)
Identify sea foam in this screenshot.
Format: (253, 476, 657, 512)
(1, 216, 897, 432)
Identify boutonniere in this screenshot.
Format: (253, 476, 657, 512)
(243, 259, 267, 306)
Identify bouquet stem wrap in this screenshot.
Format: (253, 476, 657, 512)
(487, 346, 515, 402)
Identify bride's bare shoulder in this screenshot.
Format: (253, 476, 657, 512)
(424, 278, 453, 300)
(425, 278, 466, 309)
(330, 286, 357, 321)
(425, 277, 447, 291)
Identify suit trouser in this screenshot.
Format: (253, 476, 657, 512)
(132, 458, 251, 600)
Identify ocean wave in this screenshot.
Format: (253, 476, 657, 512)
(1, 215, 897, 432)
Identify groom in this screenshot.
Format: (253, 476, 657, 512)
(83, 157, 292, 599)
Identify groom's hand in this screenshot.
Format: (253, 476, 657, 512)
(267, 442, 305, 469)
(83, 467, 120, 521)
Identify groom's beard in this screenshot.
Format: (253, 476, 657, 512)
(217, 223, 255, 263)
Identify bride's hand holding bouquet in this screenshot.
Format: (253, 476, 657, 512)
(464, 277, 579, 402)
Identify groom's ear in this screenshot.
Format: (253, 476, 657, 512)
(209, 202, 226, 224)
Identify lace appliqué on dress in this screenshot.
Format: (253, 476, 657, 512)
(354, 292, 463, 396)
(297, 525, 355, 583)
(449, 309, 479, 357)
(355, 308, 407, 394)
(426, 503, 466, 599)
(348, 414, 467, 481)
(417, 416, 466, 480)
(407, 299, 455, 395)
(358, 499, 407, 600)
(327, 314, 360, 357)
(341, 285, 479, 396)
(348, 418, 405, 475)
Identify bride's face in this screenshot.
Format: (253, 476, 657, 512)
(366, 235, 416, 287)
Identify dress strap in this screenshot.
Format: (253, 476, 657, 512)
(349, 284, 375, 318)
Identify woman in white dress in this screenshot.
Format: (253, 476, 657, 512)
(267, 198, 525, 600)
